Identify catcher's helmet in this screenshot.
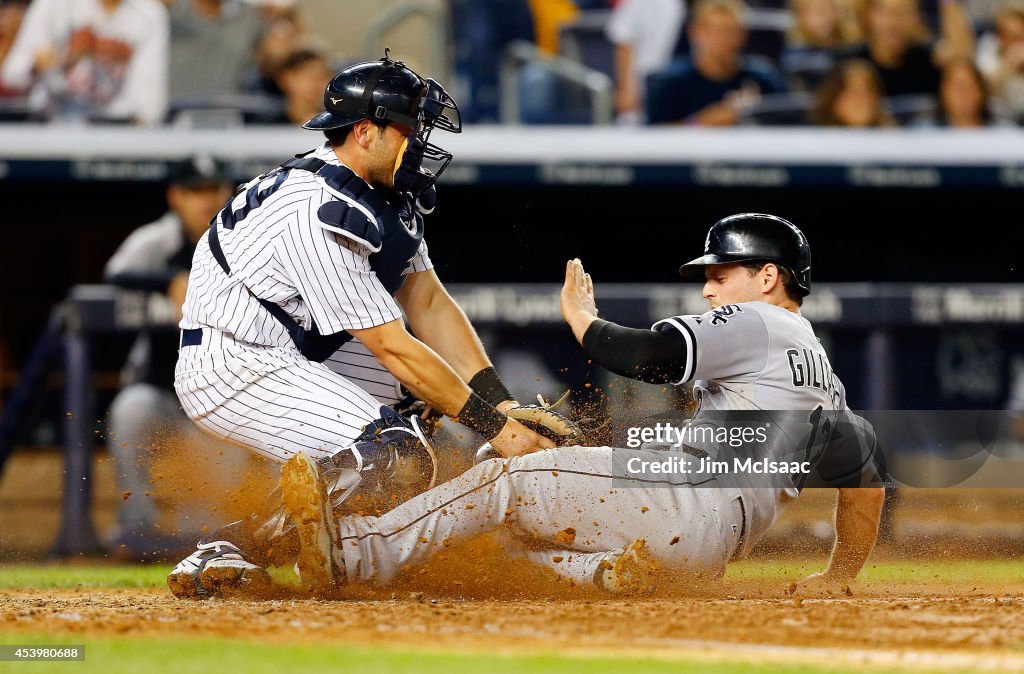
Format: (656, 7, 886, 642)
(304, 54, 461, 196)
(679, 213, 811, 296)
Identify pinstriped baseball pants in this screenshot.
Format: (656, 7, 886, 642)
(174, 330, 404, 464)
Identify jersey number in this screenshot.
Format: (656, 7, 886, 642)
(218, 170, 290, 230)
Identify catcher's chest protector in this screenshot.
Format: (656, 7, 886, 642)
(207, 156, 425, 361)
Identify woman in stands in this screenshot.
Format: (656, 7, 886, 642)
(809, 58, 894, 126)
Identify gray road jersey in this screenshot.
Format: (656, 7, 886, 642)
(653, 302, 846, 413)
(653, 301, 851, 549)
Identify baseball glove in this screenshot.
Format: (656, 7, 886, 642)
(505, 391, 587, 446)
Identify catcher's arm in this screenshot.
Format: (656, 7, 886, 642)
(397, 269, 516, 411)
(349, 319, 552, 457)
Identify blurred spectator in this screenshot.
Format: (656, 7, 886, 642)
(977, 1, 1024, 121)
(935, 58, 997, 125)
(646, 0, 788, 125)
(845, 0, 975, 98)
(243, 0, 294, 21)
(167, 0, 265, 100)
(449, 0, 535, 123)
(252, 46, 330, 125)
(606, 0, 686, 122)
(246, 0, 307, 96)
(1, 0, 168, 124)
(104, 156, 233, 557)
(810, 58, 895, 124)
(781, 0, 862, 90)
(526, 0, 579, 53)
(962, 0, 1005, 28)
(0, 0, 28, 98)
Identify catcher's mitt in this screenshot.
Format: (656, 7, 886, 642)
(505, 391, 588, 446)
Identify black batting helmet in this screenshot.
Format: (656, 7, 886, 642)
(679, 213, 812, 296)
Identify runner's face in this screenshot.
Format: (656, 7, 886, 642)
(702, 263, 761, 308)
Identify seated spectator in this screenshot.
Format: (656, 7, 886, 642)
(844, 0, 975, 98)
(1, 0, 168, 124)
(104, 156, 234, 558)
(977, 0, 1024, 121)
(781, 0, 863, 90)
(251, 46, 331, 125)
(245, 0, 308, 97)
(646, 0, 788, 125)
(810, 58, 895, 125)
(167, 0, 265, 100)
(606, 0, 686, 123)
(936, 58, 998, 125)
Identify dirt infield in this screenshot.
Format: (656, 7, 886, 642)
(3, 580, 1024, 671)
(5, 532, 1024, 673)
(5, 451, 1024, 671)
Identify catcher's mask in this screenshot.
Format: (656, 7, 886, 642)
(304, 53, 461, 197)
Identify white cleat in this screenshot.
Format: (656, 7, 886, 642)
(167, 541, 271, 599)
(596, 538, 660, 595)
(279, 452, 344, 594)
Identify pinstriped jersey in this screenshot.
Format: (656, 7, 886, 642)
(180, 143, 432, 349)
(652, 301, 846, 413)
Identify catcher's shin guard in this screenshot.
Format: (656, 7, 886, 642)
(318, 405, 438, 514)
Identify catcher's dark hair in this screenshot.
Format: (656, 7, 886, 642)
(324, 120, 389, 147)
(741, 260, 805, 306)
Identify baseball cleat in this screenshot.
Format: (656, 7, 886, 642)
(199, 555, 273, 599)
(596, 538, 660, 595)
(279, 452, 344, 593)
(167, 540, 269, 599)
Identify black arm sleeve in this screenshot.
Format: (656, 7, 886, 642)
(581, 319, 689, 384)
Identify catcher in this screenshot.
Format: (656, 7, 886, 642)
(166, 55, 564, 599)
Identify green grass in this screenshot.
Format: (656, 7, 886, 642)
(723, 558, 1024, 585)
(2, 558, 1021, 590)
(0, 636, 979, 674)
(0, 564, 170, 589)
(0, 563, 304, 590)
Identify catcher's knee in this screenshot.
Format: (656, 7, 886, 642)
(321, 406, 438, 513)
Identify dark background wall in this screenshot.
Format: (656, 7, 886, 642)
(0, 179, 1020, 413)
